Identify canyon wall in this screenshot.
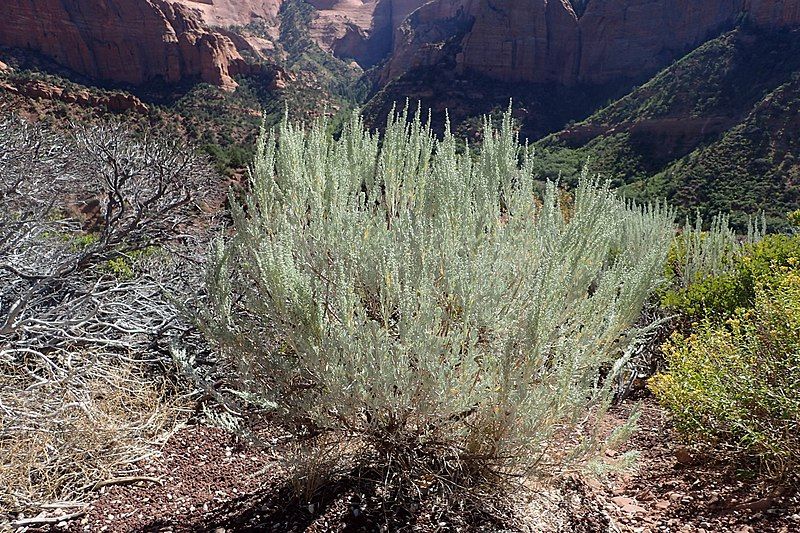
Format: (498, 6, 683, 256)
(0, 0, 250, 89)
(308, 0, 431, 66)
(4, 0, 797, 91)
(386, 0, 800, 86)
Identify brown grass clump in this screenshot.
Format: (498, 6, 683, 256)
(0, 350, 187, 514)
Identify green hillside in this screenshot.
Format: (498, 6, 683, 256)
(532, 27, 800, 229)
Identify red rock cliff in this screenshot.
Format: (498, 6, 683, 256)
(307, 0, 431, 66)
(0, 0, 249, 89)
(386, 0, 800, 86)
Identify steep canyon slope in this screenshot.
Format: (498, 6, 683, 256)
(384, 0, 800, 86)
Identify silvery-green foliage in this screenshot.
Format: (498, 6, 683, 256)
(675, 213, 764, 289)
(202, 108, 675, 477)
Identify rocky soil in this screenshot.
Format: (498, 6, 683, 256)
(6, 397, 798, 532)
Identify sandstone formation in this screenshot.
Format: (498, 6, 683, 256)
(458, 0, 579, 84)
(0, 0, 250, 89)
(6, 0, 796, 94)
(307, 0, 431, 66)
(0, 0, 433, 90)
(576, 0, 745, 84)
(173, 0, 284, 55)
(747, 0, 800, 25)
(0, 78, 149, 113)
(174, 0, 283, 26)
(385, 0, 800, 86)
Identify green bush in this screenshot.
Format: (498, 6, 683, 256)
(199, 108, 675, 485)
(661, 230, 800, 321)
(651, 267, 800, 472)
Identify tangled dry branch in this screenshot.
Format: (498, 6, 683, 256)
(0, 116, 212, 514)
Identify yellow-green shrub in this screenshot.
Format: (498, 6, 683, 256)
(651, 269, 800, 472)
(661, 234, 800, 321)
(789, 209, 800, 231)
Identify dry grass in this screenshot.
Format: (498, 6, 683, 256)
(0, 349, 188, 515)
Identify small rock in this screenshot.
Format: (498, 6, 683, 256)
(585, 477, 603, 490)
(674, 446, 694, 465)
(637, 489, 655, 501)
(622, 503, 647, 514)
(655, 500, 671, 510)
(612, 496, 634, 507)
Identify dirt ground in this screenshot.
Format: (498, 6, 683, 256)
(7, 398, 799, 532)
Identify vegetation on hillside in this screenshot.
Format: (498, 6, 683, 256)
(532, 28, 800, 230)
(3, 99, 799, 527)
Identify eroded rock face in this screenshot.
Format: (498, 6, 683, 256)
(577, 0, 743, 85)
(0, 0, 435, 88)
(308, 0, 431, 66)
(0, 0, 249, 89)
(0, 78, 150, 113)
(458, 0, 579, 84)
(379, 0, 473, 83)
(385, 0, 800, 86)
(747, 0, 800, 24)
(174, 0, 283, 26)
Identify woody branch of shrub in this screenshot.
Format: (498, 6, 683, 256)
(0, 117, 211, 512)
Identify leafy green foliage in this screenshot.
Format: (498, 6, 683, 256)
(202, 143, 253, 177)
(200, 108, 675, 484)
(651, 267, 800, 473)
(789, 209, 800, 231)
(662, 233, 800, 321)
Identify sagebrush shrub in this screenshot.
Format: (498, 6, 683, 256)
(665, 215, 748, 290)
(200, 108, 674, 481)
